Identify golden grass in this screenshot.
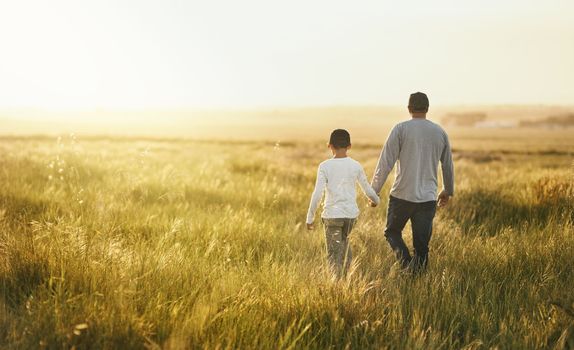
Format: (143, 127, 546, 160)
(0, 130, 573, 349)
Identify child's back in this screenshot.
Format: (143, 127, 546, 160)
(306, 157, 378, 223)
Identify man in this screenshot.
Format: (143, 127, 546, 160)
(371, 92, 454, 272)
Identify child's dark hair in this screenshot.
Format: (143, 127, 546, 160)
(329, 129, 351, 149)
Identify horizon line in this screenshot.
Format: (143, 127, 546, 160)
(1, 103, 573, 113)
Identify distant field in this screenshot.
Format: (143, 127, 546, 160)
(0, 123, 573, 348)
(1, 105, 573, 141)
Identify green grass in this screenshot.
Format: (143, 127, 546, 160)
(0, 134, 573, 349)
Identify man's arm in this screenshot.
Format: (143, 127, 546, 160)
(438, 133, 454, 206)
(371, 125, 400, 194)
(306, 165, 327, 227)
(357, 166, 380, 206)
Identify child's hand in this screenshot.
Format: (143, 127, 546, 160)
(369, 200, 378, 207)
(306, 223, 315, 231)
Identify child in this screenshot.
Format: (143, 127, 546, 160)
(306, 129, 380, 278)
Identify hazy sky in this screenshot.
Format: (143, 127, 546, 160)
(0, 0, 573, 109)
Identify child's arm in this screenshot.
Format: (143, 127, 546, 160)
(358, 166, 380, 206)
(306, 165, 327, 228)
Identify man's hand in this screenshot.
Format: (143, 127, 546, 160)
(368, 200, 378, 207)
(438, 190, 451, 207)
(306, 223, 315, 230)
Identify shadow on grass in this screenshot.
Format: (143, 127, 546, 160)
(441, 188, 573, 236)
(0, 247, 49, 309)
(0, 194, 51, 222)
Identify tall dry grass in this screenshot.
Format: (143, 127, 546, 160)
(0, 135, 573, 349)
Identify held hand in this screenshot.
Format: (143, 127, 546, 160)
(437, 190, 451, 207)
(368, 200, 378, 207)
(306, 223, 315, 231)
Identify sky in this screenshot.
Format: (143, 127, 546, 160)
(0, 0, 573, 110)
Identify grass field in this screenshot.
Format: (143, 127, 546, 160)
(1, 124, 573, 348)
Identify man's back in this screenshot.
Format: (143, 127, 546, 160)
(373, 91, 454, 272)
(371, 118, 454, 202)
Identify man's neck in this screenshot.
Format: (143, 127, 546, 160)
(411, 113, 427, 119)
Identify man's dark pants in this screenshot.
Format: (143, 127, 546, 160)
(384, 195, 437, 271)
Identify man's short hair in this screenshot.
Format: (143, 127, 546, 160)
(329, 129, 351, 149)
(408, 92, 429, 112)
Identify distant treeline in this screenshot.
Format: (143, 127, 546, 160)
(442, 112, 574, 128)
(519, 113, 574, 128)
(442, 112, 487, 127)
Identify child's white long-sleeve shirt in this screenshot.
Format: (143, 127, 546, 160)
(306, 157, 380, 224)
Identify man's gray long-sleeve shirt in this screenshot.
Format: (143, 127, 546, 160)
(371, 118, 454, 202)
